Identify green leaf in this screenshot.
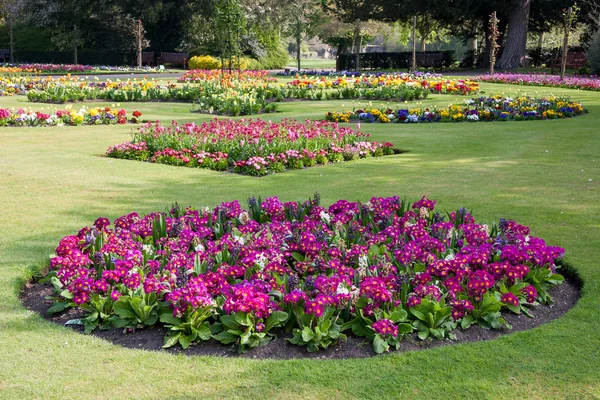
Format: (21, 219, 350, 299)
(265, 311, 288, 331)
(506, 304, 521, 314)
(179, 334, 192, 350)
(196, 323, 212, 341)
(373, 335, 389, 354)
(60, 289, 74, 300)
(220, 315, 240, 330)
(397, 323, 413, 334)
(113, 302, 137, 320)
(212, 331, 238, 344)
(417, 329, 430, 340)
(409, 309, 427, 322)
(159, 313, 181, 326)
(301, 326, 315, 342)
(291, 252, 305, 262)
(47, 301, 69, 315)
(163, 333, 181, 348)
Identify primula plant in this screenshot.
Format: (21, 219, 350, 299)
(44, 194, 567, 354)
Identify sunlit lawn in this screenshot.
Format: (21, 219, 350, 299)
(0, 81, 599, 399)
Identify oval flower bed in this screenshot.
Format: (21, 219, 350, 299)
(324, 96, 585, 123)
(41, 195, 566, 355)
(106, 119, 394, 176)
(475, 72, 600, 91)
(177, 69, 278, 83)
(0, 107, 143, 126)
(287, 75, 480, 96)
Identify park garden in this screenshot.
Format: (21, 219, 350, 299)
(1, 0, 600, 399)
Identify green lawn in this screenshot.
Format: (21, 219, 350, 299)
(0, 82, 599, 399)
(285, 58, 336, 70)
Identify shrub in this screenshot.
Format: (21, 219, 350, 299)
(188, 55, 222, 70)
(587, 31, 600, 75)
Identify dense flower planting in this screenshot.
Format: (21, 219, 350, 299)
(287, 74, 479, 97)
(44, 194, 566, 354)
(0, 106, 142, 127)
(0, 63, 167, 73)
(475, 73, 600, 91)
(177, 69, 277, 83)
(2, 72, 477, 116)
(324, 96, 585, 123)
(105, 119, 394, 176)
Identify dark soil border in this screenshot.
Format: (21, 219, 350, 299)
(20, 262, 582, 360)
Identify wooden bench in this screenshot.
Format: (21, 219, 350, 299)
(550, 51, 587, 74)
(157, 52, 188, 69)
(0, 49, 10, 63)
(131, 51, 155, 67)
(408, 53, 443, 71)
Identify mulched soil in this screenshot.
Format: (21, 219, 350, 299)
(21, 277, 580, 360)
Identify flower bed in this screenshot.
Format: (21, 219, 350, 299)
(324, 96, 585, 123)
(287, 75, 479, 96)
(0, 63, 167, 74)
(475, 73, 600, 91)
(106, 119, 394, 176)
(44, 194, 566, 354)
(0, 107, 142, 126)
(177, 69, 277, 83)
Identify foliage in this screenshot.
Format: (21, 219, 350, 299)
(188, 55, 222, 70)
(588, 31, 600, 74)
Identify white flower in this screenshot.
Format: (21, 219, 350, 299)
(142, 244, 154, 256)
(358, 255, 368, 269)
(336, 282, 350, 295)
(444, 253, 455, 261)
(232, 235, 245, 246)
(194, 244, 205, 253)
(319, 210, 332, 223)
(256, 253, 267, 270)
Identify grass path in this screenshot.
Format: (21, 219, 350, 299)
(0, 82, 599, 399)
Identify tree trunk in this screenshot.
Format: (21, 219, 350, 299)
(296, 18, 301, 71)
(496, 0, 532, 70)
(481, 16, 507, 68)
(411, 16, 417, 72)
(353, 20, 361, 71)
(73, 24, 78, 64)
(561, 7, 573, 79)
(137, 21, 143, 68)
(8, 15, 14, 63)
(420, 38, 426, 52)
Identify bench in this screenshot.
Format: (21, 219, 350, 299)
(550, 51, 587, 74)
(131, 51, 155, 67)
(408, 53, 443, 71)
(157, 52, 188, 69)
(0, 49, 10, 63)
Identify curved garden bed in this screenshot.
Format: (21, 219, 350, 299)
(21, 195, 579, 358)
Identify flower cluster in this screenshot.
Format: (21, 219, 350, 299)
(177, 69, 277, 83)
(287, 74, 479, 96)
(46, 194, 566, 353)
(0, 106, 143, 127)
(325, 95, 585, 124)
(106, 119, 395, 176)
(475, 72, 600, 91)
(0, 63, 167, 74)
